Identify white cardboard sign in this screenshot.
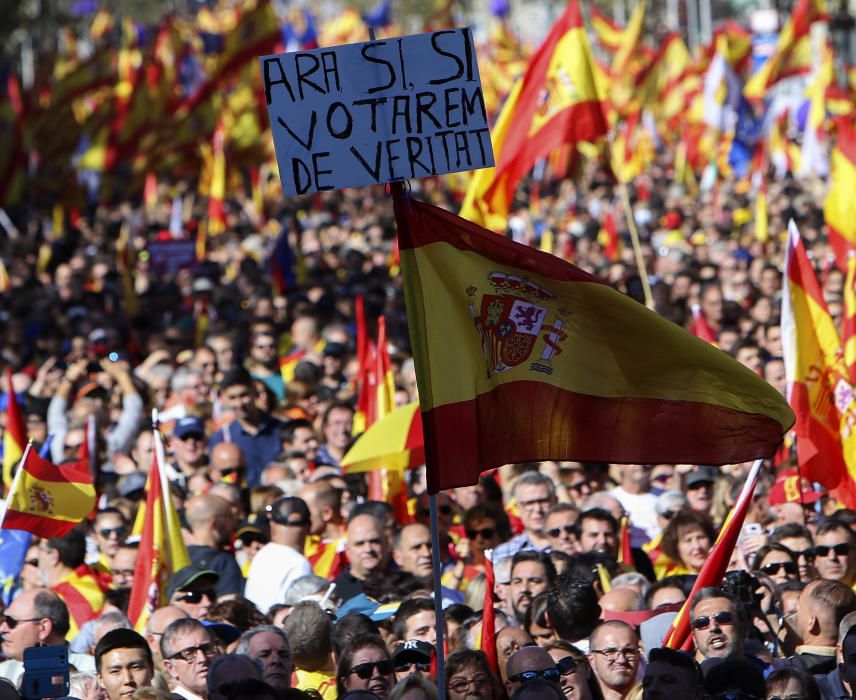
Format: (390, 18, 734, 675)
(260, 28, 494, 195)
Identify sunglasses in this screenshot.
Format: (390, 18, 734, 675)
(99, 526, 128, 539)
(556, 656, 578, 675)
(509, 668, 561, 684)
(466, 527, 495, 540)
(169, 641, 220, 663)
(760, 561, 798, 576)
(568, 481, 589, 493)
(175, 589, 217, 604)
(1, 615, 40, 630)
(420, 505, 453, 516)
(815, 543, 850, 557)
(660, 510, 676, 520)
(547, 525, 577, 539)
(791, 548, 815, 561)
(691, 611, 734, 630)
(349, 660, 395, 679)
(25, 559, 38, 567)
(394, 662, 431, 673)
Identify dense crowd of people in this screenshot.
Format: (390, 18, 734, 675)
(0, 16, 852, 695)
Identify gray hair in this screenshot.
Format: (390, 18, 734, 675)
(235, 625, 289, 657)
(160, 618, 211, 660)
(170, 366, 204, 394)
(511, 471, 556, 501)
(493, 556, 514, 585)
(462, 609, 512, 650)
(655, 490, 688, 517)
(284, 574, 331, 606)
(611, 573, 652, 601)
(69, 672, 99, 699)
(34, 589, 70, 638)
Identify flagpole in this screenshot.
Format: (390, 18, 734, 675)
(618, 181, 654, 309)
(428, 493, 447, 700)
(151, 410, 172, 509)
(0, 441, 33, 528)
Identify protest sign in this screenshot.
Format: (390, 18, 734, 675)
(260, 28, 494, 195)
(146, 241, 198, 275)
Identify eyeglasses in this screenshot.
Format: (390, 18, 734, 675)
(466, 527, 495, 540)
(394, 662, 431, 673)
(568, 481, 589, 493)
(791, 548, 815, 561)
(547, 525, 577, 538)
(419, 505, 453, 517)
(815, 543, 850, 557)
(99, 526, 128, 539)
(168, 641, 220, 663)
(1, 615, 41, 629)
(660, 510, 676, 520)
(111, 568, 135, 578)
(590, 647, 639, 661)
(556, 656, 578, 675)
(177, 434, 204, 442)
(448, 675, 491, 693)
(519, 497, 553, 510)
(691, 611, 734, 630)
(174, 589, 217, 604)
(25, 559, 38, 567)
(508, 668, 561, 684)
(349, 660, 394, 679)
(253, 343, 276, 351)
(760, 561, 798, 576)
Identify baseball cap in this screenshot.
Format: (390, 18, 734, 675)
(235, 515, 271, 543)
(167, 566, 220, 599)
(686, 466, 719, 488)
(202, 620, 241, 645)
(117, 471, 148, 499)
(174, 416, 205, 440)
(265, 496, 311, 526)
(769, 470, 824, 506)
(392, 640, 434, 667)
(323, 342, 346, 358)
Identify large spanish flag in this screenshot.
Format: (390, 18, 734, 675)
(824, 121, 856, 269)
(128, 428, 191, 632)
(395, 192, 793, 493)
(2, 369, 25, 492)
(1, 445, 96, 539)
(743, 0, 826, 102)
(782, 221, 856, 507)
(459, 0, 607, 231)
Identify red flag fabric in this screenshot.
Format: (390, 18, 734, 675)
(480, 556, 500, 676)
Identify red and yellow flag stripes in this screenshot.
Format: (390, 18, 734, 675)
(825, 121, 856, 269)
(395, 192, 793, 493)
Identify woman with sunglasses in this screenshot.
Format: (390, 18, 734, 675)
(543, 641, 599, 700)
(446, 649, 506, 700)
(752, 544, 800, 585)
(448, 504, 512, 592)
(336, 633, 396, 699)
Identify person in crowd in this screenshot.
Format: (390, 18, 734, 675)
(185, 495, 244, 596)
(160, 619, 221, 700)
(813, 520, 856, 587)
(445, 649, 502, 700)
(770, 523, 818, 581)
(587, 621, 640, 700)
(492, 472, 557, 560)
(283, 603, 337, 699)
(508, 551, 556, 624)
(335, 634, 395, 699)
(689, 588, 747, 663)
(791, 579, 856, 675)
(167, 568, 220, 620)
(95, 629, 155, 700)
(658, 510, 716, 576)
(333, 513, 398, 602)
(235, 626, 293, 696)
(206, 654, 263, 700)
(544, 504, 580, 557)
(315, 403, 355, 469)
(504, 644, 562, 696)
(641, 647, 702, 700)
(543, 641, 596, 700)
(765, 667, 820, 700)
(752, 544, 801, 585)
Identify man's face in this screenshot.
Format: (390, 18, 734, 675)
(95, 513, 128, 558)
(509, 560, 549, 622)
(642, 661, 700, 700)
(221, 384, 256, 421)
(778, 535, 817, 580)
(403, 611, 437, 646)
(686, 482, 714, 513)
(394, 525, 433, 580)
(515, 483, 554, 535)
(163, 629, 219, 694)
(111, 548, 138, 590)
(690, 597, 741, 660)
(323, 407, 353, 449)
(250, 335, 278, 369)
(588, 626, 640, 694)
(815, 529, 855, 583)
(620, 465, 650, 491)
(578, 518, 617, 555)
(132, 432, 155, 470)
(545, 510, 578, 556)
(346, 515, 390, 579)
(452, 484, 484, 510)
(170, 432, 206, 467)
(290, 427, 319, 460)
(0, 594, 46, 660)
(247, 631, 293, 691)
(98, 647, 154, 700)
(170, 582, 217, 619)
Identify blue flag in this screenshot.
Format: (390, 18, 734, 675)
(0, 528, 32, 605)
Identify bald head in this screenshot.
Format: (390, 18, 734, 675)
(506, 645, 556, 692)
(591, 619, 638, 648)
(599, 587, 645, 613)
(186, 494, 232, 532)
(209, 443, 245, 484)
(298, 480, 342, 536)
(144, 605, 186, 661)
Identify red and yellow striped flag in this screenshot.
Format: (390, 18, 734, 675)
(662, 460, 762, 649)
(128, 429, 191, 632)
(824, 121, 856, 269)
(53, 563, 106, 641)
(1, 445, 96, 538)
(843, 253, 856, 385)
(2, 369, 25, 491)
(782, 220, 856, 507)
(460, 0, 607, 231)
(590, 7, 625, 52)
(394, 192, 793, 493)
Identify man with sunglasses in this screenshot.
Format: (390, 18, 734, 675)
(505, 644, 563, 696)
(791, 579, 856, 675)
(168, 567, 220, 620)
(544, 504, 580, 556)
(245, 496, 312, 613)
(587, 621, 640, 700)
(814, 521, 856, 587)
(161, 618, 222, 700)
(167, 416, 209, 487)
(688, 588, 747, 663)
(391, 640, 433, 682)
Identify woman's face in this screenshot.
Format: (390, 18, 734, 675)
(759, 552, 799, 584)
(677, 525, 711, 572)
(466, 517, 500, 555)
(343, 646, 394, 698)
(547, 649, 593, 700)
(447, 662, 492, 700)
(766, 677, 804, 700)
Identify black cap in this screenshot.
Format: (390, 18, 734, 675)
(266, 496, 311, 526)
(392, 639, 434, 666)
(167, 566, 220, 599)
(702, 658, 765, 698)
(686, 466, 719, 487)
